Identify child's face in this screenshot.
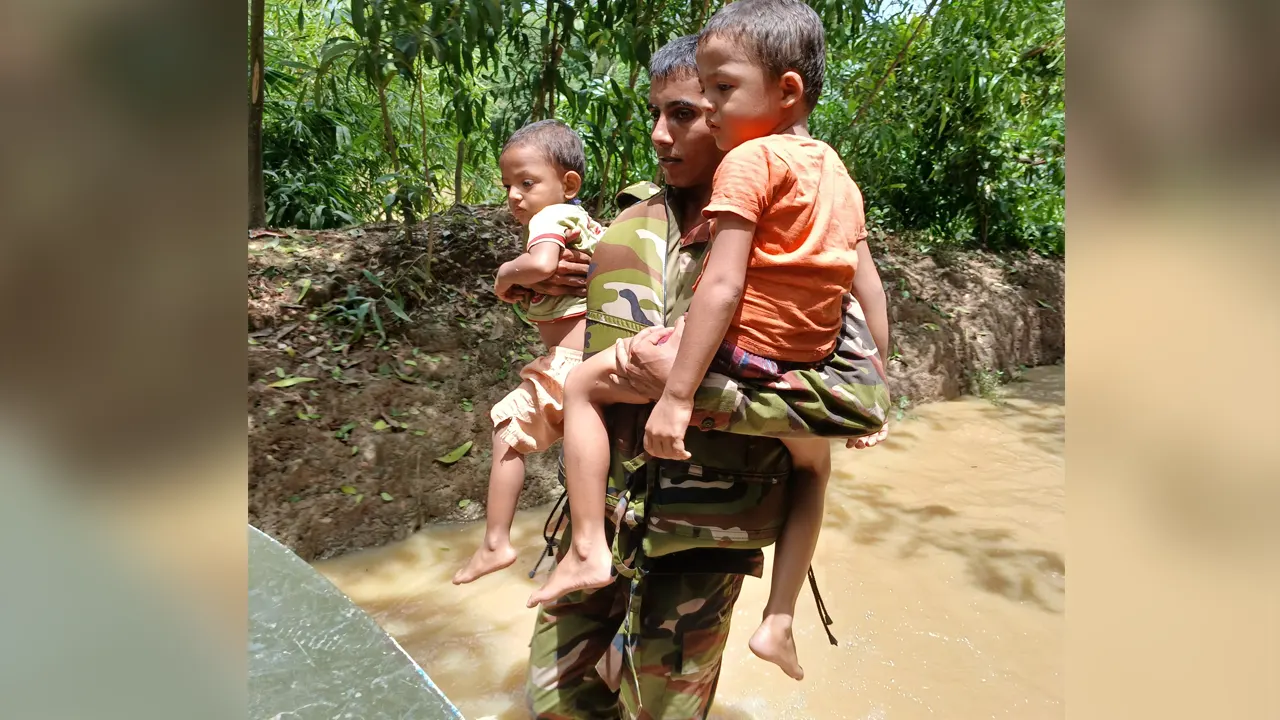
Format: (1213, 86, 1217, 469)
(696, 35, 795, 151)
(499, 146, 574, 226)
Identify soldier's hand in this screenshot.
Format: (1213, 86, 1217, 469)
(612, 316, 684, 398)
(846, 424, 888, 449)
(611, 322, 679, 399)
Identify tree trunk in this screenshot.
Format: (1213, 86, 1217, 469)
(532, 0, 554, 119)
(614, 63, 641, 198)
(454, 138, 465, 206)
(377, 80, 400, 170)
(247, 0, 266, 229)
(697, 0, 712, 30)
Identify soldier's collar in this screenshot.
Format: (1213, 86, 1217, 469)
(677, 218, 712, 248)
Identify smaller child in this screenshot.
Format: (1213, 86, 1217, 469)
(452, 120, 604, 585)
(528, 0, 874, 682)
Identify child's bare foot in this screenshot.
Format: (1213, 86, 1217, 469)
(526, 544, 613, 607)
(452, 541, 517, 584)
(749, 613, 804, 680)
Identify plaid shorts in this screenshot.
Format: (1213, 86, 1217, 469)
(708, 340, 818, 382)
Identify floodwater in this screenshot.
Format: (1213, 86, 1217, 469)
(315, 365, 1065, 719)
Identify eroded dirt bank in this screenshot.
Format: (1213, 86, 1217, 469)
(247, 209, 1063, 560)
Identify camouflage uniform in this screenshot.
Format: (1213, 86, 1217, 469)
(527, 184, 890, 719)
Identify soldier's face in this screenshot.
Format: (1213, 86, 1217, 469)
(648, 73, 725, 190)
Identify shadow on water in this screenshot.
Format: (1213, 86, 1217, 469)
(825, 479, 1066, 614)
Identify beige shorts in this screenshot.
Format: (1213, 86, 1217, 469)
(490, 346, 583, 455)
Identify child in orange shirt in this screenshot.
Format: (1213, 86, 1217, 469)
(529, 0, 868, 681)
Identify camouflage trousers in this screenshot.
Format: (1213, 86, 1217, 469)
(526, 524, 744, 720)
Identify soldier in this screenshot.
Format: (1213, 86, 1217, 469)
(521, 35, 891, 719)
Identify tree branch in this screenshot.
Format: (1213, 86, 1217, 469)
(852, 0, 944, 127)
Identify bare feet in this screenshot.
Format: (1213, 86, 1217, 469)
(749, 614, 804, 680)
(452, 541, 518, 584)
(526, 543, 613, 607)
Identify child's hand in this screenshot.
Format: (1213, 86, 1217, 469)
(494, 269, 529, 304)
(644, 394, 693, 460)
(846, 424, 888, 449)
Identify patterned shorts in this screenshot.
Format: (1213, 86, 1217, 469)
(490, 346, 583, 454)
(708, 340, 816, 382)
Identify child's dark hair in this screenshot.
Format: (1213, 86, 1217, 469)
(699, 0, 826, 110)
(500, 119, 586, 179)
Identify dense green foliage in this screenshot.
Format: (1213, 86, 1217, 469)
(254, 0, 1063, 254)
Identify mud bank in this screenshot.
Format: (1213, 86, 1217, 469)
(247, 210, 1063, 560)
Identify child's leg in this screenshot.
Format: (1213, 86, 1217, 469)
(452, 430, 524, 584)
(526, 349, 651, 607)
(749, 437, 831, 680)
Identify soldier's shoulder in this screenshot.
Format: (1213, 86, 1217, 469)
(611, 189, 667, 226)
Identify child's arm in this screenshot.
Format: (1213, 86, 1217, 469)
(850, 241, 890, 361)
(494, 242, 564, 303)
(644, 214, 755, 460)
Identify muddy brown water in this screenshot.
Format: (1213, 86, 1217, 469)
(315, 365, 1064, 719)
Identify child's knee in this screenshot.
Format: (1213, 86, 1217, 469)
(565, 351, 618, 401)
(563, 362, 597, 399)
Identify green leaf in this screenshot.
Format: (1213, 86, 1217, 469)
(370, 304, 386, 341)
(412, 430, 426, 436)
(351, 446, 359, 456)
(380, 492, 394, 502)
(383, 296, 411, 322)
(297, 5, 305, 32)
(269, 376, 318, 388)
(320, 40, 357, 68)
(511, 303, 534, 328)
(383, 192, 397, 209)
(351, 0, 365, 36)
(460, 398, 474, 412)
(436, 441, 474, 464)
(372, 419, 390, 431)
(340, 485, 357, 495)
(361, 269, 386, 290)
(335, 422, 357, 440)
(296, 278, 312, 303)
(275, 367, 286, 378)
(457, 498, 471, 509)
(354, 493, 363, 504)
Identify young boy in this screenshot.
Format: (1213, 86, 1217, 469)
(451, 120, 604, 585)
(527, 0, 873, 681)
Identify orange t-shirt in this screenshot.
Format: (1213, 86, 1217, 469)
(703, 134, 867, 363)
